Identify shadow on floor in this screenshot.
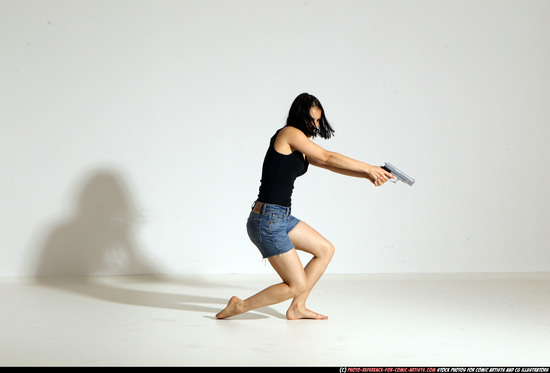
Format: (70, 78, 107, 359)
(33, 275, 285, 319)
(29, 168, 284, 319)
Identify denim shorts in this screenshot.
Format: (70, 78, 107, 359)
(246, 201, 301, 259)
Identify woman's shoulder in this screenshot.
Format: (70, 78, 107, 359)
(273, 126, 306, 154)
(278, 125, 306, 138)
(275, 126, 307, 145)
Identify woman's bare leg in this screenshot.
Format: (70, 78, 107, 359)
(286, 221, 335, 320)
(216, 222, 334, 320)
(216, 249, 307, 319)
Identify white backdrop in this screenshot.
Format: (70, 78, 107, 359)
(2, 0, 549, 276)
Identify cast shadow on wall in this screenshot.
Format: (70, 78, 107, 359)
(33, 169, 153, 277)
(31, 169, 282, 319)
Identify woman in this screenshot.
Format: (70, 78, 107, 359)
(216, 93, 393, 320)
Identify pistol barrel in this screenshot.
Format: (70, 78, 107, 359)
(383, 162, 415, 186)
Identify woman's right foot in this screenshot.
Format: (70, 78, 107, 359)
(216, 296, 244, 319)
(286, 305, 328, 320)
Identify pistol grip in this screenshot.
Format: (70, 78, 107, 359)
(381, 165, 397, 183)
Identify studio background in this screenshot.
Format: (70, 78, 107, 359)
(2, 0, 549, 277)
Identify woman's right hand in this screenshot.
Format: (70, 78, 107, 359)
(365, 165, 394, 186)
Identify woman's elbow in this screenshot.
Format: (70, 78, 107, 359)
(307, 149, 336, 167)
(324, 151, 338, 166)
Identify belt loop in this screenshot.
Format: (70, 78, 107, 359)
(252, 201, 263, 214)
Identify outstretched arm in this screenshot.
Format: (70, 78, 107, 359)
(280, 127, 393, 186)
(308, 157, 372, 180)
(308, 156, 392, 186)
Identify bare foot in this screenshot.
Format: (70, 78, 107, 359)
(286, 305, 328, 320)
(216, 296, 244, 319)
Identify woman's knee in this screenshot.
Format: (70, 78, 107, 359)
(288, 276, 308, 297)
(319, 241, 335, 261)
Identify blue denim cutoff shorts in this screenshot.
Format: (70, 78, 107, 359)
(246, 201, 301, 259)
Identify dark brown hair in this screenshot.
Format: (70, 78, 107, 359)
(285, 93, 335, 139)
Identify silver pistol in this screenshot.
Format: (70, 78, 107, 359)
(381, 162, 415, 186)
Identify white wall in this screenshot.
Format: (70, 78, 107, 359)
(2, 0, 549, 276)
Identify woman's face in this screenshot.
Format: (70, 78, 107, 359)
(310, 107, 322, 130)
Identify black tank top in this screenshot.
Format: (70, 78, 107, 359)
(257, 129, 309, 207)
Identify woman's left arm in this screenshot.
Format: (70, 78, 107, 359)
(309, 157, 378, 183)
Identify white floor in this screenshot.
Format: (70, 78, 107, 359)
(1, 273, 549, 367)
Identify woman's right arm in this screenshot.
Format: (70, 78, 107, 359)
(280, 127, 393, 186)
